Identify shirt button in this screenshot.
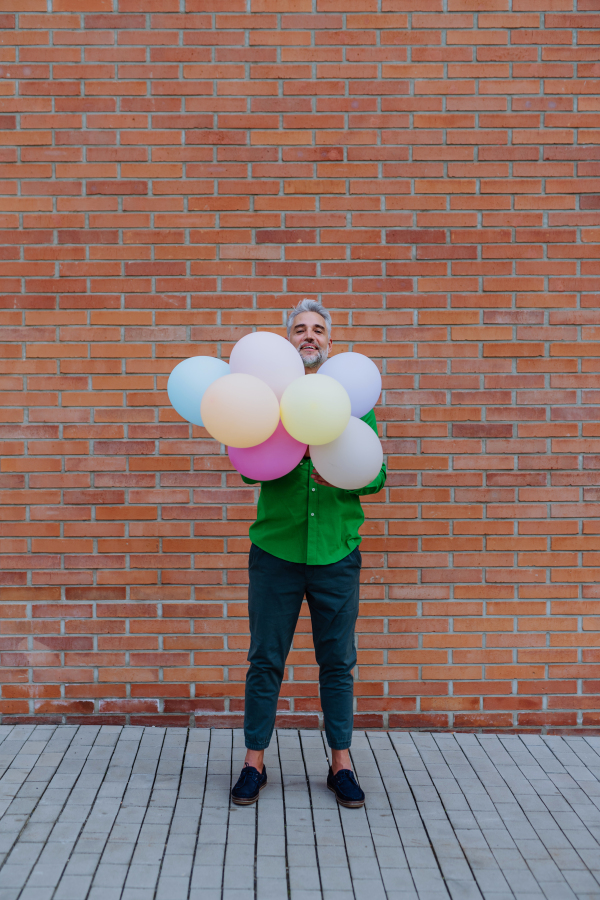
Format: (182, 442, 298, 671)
(311, 512, 314, 516)
(312, 488, 316, 492)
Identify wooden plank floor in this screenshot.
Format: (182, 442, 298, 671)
(1, 726, 600, 899)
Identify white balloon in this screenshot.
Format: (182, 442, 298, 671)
(318, 351, 382, 418)
(229, 331, 305, 401)
(310, 416, 383, 490)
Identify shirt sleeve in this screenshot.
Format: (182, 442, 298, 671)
(240, 474, 259, 485)
(346, 408, 387, 497)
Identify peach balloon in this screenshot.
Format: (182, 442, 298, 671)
(200, 373, 280, 448)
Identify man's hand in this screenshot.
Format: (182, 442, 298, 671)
(311, 470, 334, 487)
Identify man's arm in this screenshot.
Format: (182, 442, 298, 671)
(345, 462, 386, 496)
(241, 408, 386, 493)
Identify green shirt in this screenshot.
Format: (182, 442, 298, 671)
(241, 409, 386, 566)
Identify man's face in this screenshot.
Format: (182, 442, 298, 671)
(288, 311, 333, 370)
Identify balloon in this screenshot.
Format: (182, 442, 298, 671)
(167, 356, 229, 427)
(201, 373, 280, 448)
(229, 331, 305, 401)
(228, 421, 307, 481)
(318, 351, 382, 418)
(280, 374, 351, 445)
(310, 416, 384, 490)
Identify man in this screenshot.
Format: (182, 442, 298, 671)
(231, 298, 386, 808)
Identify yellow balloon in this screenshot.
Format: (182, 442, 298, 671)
(280, 374, 351, 445)
(200, 373, 280, 448)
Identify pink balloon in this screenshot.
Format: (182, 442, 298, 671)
(228, 422, 307, 482)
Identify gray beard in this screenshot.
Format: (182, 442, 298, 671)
(301, 347, 328, 370)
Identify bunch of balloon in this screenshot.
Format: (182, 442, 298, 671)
(166, 332, 384, 489)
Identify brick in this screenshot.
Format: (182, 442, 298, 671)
(0, 8, 593, 733)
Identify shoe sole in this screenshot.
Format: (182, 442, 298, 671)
(327, 782, 365, 808)
(231, 780, 267, 806)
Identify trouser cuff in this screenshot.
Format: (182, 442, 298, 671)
(326, 737, 353, 750)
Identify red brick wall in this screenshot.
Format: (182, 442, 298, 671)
(1, 1, 599, 733)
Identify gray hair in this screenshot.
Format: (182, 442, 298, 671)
(286, 298, 332, 338)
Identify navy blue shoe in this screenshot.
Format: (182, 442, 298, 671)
(327, 766, 365, 808)
(231, 763, 267, 805)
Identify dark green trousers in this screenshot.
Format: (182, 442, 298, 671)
(244, 543, 361, 750)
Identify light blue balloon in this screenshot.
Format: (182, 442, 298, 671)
(167, 356, 229, 426)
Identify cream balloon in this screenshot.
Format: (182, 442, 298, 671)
(280, 374, 351, 446)
(200, 373, 280, 448)
(310, 416, 384, 490)
(229, 331, 305, 401)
